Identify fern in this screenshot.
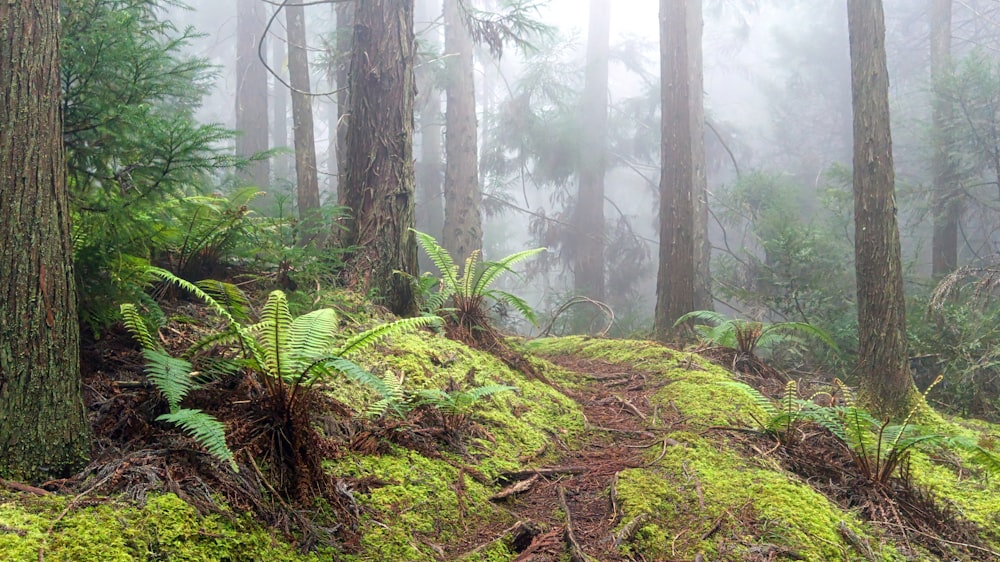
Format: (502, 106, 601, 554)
(334, 316, 442, 358)
(414, 384, 516, 416)
(143, 349, 196, 412)
(120, 303, 158, 350)
(196, 279, 251, 322)
(157, 408, 237, 471)
(363, 370, 409, 418)
(674, 310, 840, 356)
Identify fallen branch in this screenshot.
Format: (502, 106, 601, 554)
(499, 466, 588, 482)
(612, 512, 650, 548)
(491, 474, 540, 500)
(462, 520, 540, 558)
(558, 485, 595, 562)
(2, 480, 51, 496)
(837, 521, 877, 562)
(613, 395, 647, 421)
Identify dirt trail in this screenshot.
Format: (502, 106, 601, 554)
(457, 354, 681, 561)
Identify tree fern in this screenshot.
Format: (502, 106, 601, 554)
(157, 408, 237, 471)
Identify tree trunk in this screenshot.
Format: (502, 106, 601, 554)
(930, 0, 959, 278)
(654, 0, 696, 341)
(0, 0, 92, 481)
(342, 0, 419, 316)
(689, 0, 712, 311)
(848, 0, 914, 417)
(285, 0, 321, 243)
(443, 0, 482, 267)
(335, 1, 354, 202)
(415, 0, 445, 241)
(271, 17, 290, 185)
(573, 0, 611, 301)
(235, 0, 270, 188)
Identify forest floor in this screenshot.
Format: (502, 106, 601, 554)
(452, 353, 678, 561)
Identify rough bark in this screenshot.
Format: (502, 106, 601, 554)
(848, 0, 914, 417)
(335, 1, 354, 201)
(443, 0, 482, 267)
(415, 0, 445, 240)
(654, 0, 696, 341)
(689, 0, 712, 311)
(271, 18, 290, 184)
(930, 0, 959, 278)
(0, 0, 92, 481)
(285, 0, 321, 242)
(235, 0, 270, 188)
(573, 0, 610, 301)
(342, 0, 419, 316)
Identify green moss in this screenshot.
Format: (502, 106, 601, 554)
(328, 448, 510, 561)
(614, 433, 889, 561)
(0, 492, 319, 562)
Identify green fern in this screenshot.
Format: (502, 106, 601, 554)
(363, 370, 409, 418)
(414, 384, 516, 416)
(157, 408, 237, 471)
(142, 349, 196, 412)
(120, 303, 158, 350)
(412, 229, 544, 325)
(720, 380, 813, 443)
(674, 310, 840, 356)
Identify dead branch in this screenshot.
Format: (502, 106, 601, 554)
(612, 513, 650, 549)
(491, 474, 540, 500)
(499, 466, 589, 482)
(558, 485, 594, 562)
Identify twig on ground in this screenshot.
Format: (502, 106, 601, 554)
(558, 485, 595, 562)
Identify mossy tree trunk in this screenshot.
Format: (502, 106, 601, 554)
(930, 0, 959, 278)
(415, 0, 445, 241)
(689, 0, 712, 312)
(0, 0, 92, 481)
(235, 0, 269, 189)
(285, 0, 321, 244)
(334, 1, 354, 198)
(848, 0, 915, 417)
(443, 0, 482, 267)
(654, 0, 696, 341)
(573, 0, 610, 301)
(341, 0, 419, 316)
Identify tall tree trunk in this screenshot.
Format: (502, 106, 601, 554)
(342, 0, 419, 316)
(335, 1, 354, 202)
(271, 18, 290, 185)
(235, 0, 270, 188)
(930, 0, 959, 278)
(654, 0, 696, 341)
(326, 1, 339, 199)
(689, 0, 712, 311)
(285, 0, 321, 243)
(0, 0, 91, 481)
(573, 0, 610, 301)
(848, 0, 914, 417)
(415, 0, 445, 240)
(443, 0, 482, 267)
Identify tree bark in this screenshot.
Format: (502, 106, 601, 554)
(335, 1, 354, 202)
(236, 0, 270, 188)
(930, 0, 959, 278)
(689, 0, 712, 311)
(285, 0, 321, 243)
(342, 0, 419, 316)
(654, 0, 696, 341)
(415, 0, 445, 241)
(443, 0, 483, 267)
(573, 0, 611, 301)
(0, 0, 92, 481)
(848, 0, 914, 417)
(271, 16, 290, 185)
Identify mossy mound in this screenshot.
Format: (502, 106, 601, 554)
(0, 492, 323, 562)
(526, 336, 1000, 560)
(322, 331, 587, 560)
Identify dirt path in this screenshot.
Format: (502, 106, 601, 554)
(458, 354, 682, 561)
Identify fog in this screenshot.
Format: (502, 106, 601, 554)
(155, 0, 1000, 333)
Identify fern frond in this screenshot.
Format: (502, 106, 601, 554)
(465, 384, 517, 402)
(761, 321, 840, 353)
(461, 251, 481, 299)
(473, 247, 545, 296)
(284, 308, 339, 379)
(334, 316, 442, 357)
(673, 310, 728, 328)
(362, 371, 408, 418)
(413, 230, 460, 295)
(146, 267, 236, 324)
(157, 408, 237, 471)
(143, 349, 195, 412)
(489, 290, 538, 324)
(259, 291, 293, 379)
(719, 381, 778, 423)
(121, 303, 159, 350)
(196, 279, 251, 323)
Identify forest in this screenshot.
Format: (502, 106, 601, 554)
(3, 0, 1000, 560)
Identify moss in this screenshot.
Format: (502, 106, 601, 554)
(328, 448, 509, 561)
(0, 492, 319, 562)
(614, 433, 889, 561)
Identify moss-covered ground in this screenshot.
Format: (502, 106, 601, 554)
(4, 333, 999, 560)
